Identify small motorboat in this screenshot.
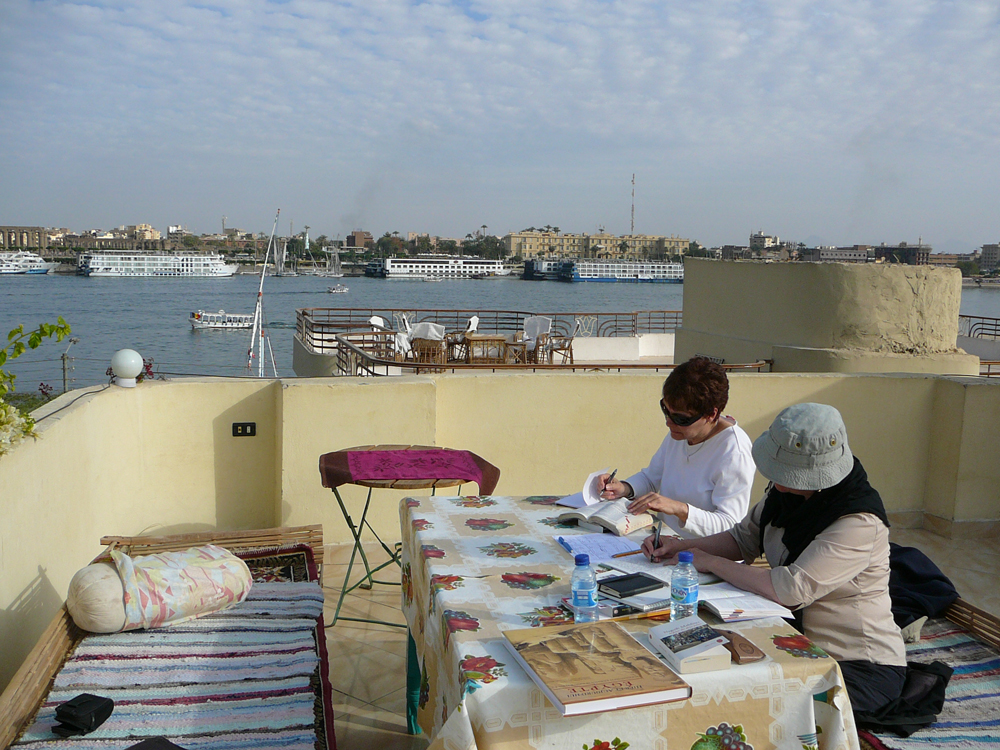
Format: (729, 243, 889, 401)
(327, 284, 349, 294)
(189, 309, 254, 330)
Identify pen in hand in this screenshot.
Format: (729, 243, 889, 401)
(603, 468, 618, 496)
(651, 519, 663, 563)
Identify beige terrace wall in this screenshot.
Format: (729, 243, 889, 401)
(3, 371, 1000, 690)
(0, 378, 280, 690)
(676, 259, 978, 374)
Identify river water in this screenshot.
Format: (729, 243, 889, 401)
(1, 273, 997, 391)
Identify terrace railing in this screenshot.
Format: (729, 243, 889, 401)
(330, 331, 771, 377)
(959, 314, 1000, 340)
(297, 307, 683, 356)
(957, 315, 1000, 376)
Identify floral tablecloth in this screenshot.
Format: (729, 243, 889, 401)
(400, 495, 860, 750)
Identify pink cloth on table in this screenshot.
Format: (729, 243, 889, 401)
(347, 449, 483, 486)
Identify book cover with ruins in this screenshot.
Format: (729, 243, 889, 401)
(502, 620, 690, 715)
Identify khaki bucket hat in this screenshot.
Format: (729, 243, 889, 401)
(751, 403, 854, 491)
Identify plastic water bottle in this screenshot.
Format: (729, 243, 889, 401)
(671, 550, 699, 620)
(571, 553, 599, 623)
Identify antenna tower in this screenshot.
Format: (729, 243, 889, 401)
(630, 174, 635, 235)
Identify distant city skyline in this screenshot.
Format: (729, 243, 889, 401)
(2, 2, 998, 253)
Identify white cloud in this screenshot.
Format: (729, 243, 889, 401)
(0, 0, 997, 247)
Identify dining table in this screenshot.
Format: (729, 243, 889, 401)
(400, 493, 860, 750)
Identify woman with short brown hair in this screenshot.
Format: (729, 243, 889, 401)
(599, 356, 754, 539)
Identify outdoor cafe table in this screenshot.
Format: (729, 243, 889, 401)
(400, 494, 860, 750)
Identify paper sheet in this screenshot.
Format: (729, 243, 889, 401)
(556, 468, 608, 508)
(553, 533, 640, 561)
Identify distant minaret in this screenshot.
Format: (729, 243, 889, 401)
(630, 174, 635, 235)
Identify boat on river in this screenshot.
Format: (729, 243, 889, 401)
(327, 284, 349, 294)
(79, 251, 236, 277)
(0, 251, 58, 274)
(189, 309, 254, 330)
(558, 259, 683, 283)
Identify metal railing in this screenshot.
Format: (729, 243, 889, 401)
(331, 331, 771, 377)
(297, 307, 683, 355)
(959, 314, 1000, 340)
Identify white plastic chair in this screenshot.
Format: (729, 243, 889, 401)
(466, 315, 480, 334)
(522, 316, 552, 363)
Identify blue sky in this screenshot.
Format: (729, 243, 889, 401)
(1, 0, 998, 250)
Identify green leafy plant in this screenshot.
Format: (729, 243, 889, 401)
(1, 317, 72, 397)
(1, 318, 71, 456)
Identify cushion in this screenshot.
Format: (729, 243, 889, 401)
(67, 544, 253, 633)
(66, 562, 127, 633)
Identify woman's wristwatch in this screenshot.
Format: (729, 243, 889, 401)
(623, 482, 635, 500)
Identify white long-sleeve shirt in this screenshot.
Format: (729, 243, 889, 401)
(623, 419, 754, 538)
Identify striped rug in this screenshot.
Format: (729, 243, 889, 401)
(861, 617, 1000, 750)
(12, 549, 335, 750)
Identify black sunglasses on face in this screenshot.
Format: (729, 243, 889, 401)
(660, 399, 703, 426)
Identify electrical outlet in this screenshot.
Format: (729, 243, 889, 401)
(232, 422, 256, 437)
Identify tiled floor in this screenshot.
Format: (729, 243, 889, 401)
(322, 529, 1000, 749)
(322, 543, 429, 750)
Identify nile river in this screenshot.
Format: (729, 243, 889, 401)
(2, 274, 998, 390)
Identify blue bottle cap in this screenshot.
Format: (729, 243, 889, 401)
(678, 550, 694, 563)
(575, 553, 590, 566)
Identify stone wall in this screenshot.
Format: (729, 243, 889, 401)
(675, 259, 978, 373)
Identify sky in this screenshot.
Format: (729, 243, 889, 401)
(1, 1, 998, 251)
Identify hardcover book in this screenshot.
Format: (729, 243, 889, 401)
(556, 499, 654, 536)
(502, 620, 691, 716)
(648, 615, 731, 674)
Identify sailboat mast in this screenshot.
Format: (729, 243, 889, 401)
(248, 209, 280, 375)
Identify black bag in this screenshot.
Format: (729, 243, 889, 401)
(52, 693, 114, 737)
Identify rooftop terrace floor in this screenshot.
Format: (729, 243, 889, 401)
(320, 526, 1000, 749)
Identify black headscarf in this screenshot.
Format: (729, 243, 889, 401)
(758, 457, 890, 567)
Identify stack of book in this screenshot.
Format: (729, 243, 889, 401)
(647, 615, 732, 674)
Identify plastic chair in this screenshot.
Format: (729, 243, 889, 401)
(521, 315, 552, 363)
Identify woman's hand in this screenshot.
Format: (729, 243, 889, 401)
(627, 492, 689, 524)
(598, 475, 628, 500)
(663, 547, 720, 574)
(641, 535, 689, 563)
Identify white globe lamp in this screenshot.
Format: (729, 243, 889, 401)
(111, 349, 143, 388)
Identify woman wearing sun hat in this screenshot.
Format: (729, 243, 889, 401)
(650, 402, 907, 714)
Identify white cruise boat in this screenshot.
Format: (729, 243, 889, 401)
(79, 251, 237, 277)
(558, 259, 684, 283)
(365, 255, 509, 279)
(0, 251, 59, 274)
(189, 309, 254, 330)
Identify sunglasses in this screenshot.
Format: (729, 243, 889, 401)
(659, 399, 704, 427)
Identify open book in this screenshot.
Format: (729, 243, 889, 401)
(557, 499, 654, 536)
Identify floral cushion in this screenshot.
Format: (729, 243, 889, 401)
(111, 544, 252, 630)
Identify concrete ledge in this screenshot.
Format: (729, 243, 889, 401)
(771, 345, 980, 375)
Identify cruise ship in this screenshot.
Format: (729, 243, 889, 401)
(558, 259, 684, 283)
(0, 251, 58, 274)
(78, 251, 237, 277)
(365, 255, 509, 279)
(522, 258, 566, 280)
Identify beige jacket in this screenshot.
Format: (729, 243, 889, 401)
(729, 501, 906, 666)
